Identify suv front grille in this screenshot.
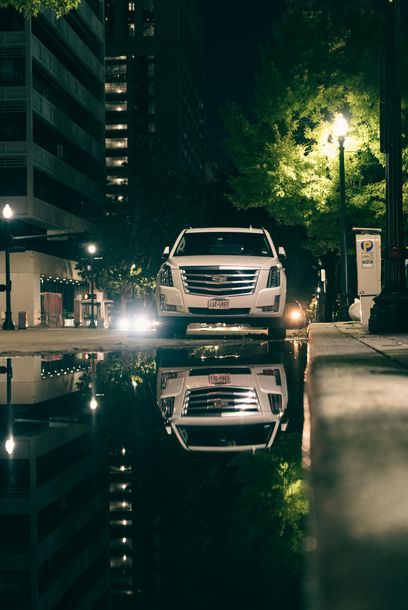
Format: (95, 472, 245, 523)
(180, 267, 259, 296)
(182, 387, 260, 417)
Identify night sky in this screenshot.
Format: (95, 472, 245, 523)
(198, 0, 285, 166)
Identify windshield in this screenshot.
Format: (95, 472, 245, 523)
(176, 423, 275, 448)
(174, 232, 273, 257)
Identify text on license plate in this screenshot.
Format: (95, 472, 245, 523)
(209, 374, 231, 385)
(208, 298, 230, 309)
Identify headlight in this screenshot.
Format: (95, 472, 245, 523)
(160, 371, 179, 390)
(118, 317, 130, 330)
(268, 394, 283, 414)
(160, 397, 175, 419)
(289, 309, 302, 322)
(267, 266, 281, 287)
(159, 264, 173, 286)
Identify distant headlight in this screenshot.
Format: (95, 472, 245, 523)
(119, 317, 130, 330)
(267, 266, 281, 287)
(132, 315, 154, 331)
(289, 309, 302, 322)
(160, 264, 173, 287)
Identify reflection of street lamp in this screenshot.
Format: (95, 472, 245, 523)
(2, 204, 15, 330)
(333, 114, 350, 321)
(87, 244, 97, 328)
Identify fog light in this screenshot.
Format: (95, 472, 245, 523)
(262, 297, 280, 312)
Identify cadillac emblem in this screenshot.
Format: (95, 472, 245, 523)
(212, 275, 227, 283)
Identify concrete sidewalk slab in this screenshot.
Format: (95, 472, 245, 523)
(306, 322, 408, 610)
(0, 326, 278, 355)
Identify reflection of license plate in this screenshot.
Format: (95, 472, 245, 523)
(208, 298, 230, 309)
(209, 374, 231, 385)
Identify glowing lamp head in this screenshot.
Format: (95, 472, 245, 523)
(88, 244, 97, 255)
(333, 113, 348, 139)
(5, 436, 15, 455)
(2, 204, 13, 220)
(90, 397, 98, 410)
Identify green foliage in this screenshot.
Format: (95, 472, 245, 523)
(224, 0, 408, 255)
(0, 0, 80, 16)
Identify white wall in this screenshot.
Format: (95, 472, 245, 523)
(0, 251, 81, 327)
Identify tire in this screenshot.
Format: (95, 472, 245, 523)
(267, 325, 286, 341)
(156, 320, 186, 339)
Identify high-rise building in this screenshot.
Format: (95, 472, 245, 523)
(105, 0, 204, 208)
(0, 2, 105, 326)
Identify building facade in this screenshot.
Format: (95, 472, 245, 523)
(0, 1, 105, 326)
(105, 0, 204, 209)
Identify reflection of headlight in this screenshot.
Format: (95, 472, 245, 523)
(289, 309, 302, 321)
(160, 371, 179, 389)
(132, 315, 152, 331)
(161, 397, 175, 418)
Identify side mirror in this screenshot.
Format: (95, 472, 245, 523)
(278, 246, 287, 259)
(162, 246, 170, 258)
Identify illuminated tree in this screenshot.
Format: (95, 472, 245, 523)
(0, 0, 80, 16)
(224, 0, 408, 256)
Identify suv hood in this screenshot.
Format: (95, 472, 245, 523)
(168, 255, 278, 268)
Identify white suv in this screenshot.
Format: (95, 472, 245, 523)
(155, 227, 287, 338)
(157, 359, 288, 452)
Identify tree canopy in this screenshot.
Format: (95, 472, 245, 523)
(0, 0, 80, 16)
(224, 0, 408, 256)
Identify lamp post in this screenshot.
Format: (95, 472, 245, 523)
(2, 204, 15, 331)
(87, 244, 97, 328)
(369, 0, 408, 332)
(333, 114, 350, 321)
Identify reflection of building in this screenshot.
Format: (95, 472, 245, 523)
(109, 445, 134, 600)
(0, 422, 110, 609)
(0, 357, 110, 609)
(0, 2, 105, 326)
(105, 0, 204, 208)
(0, 354, 88, 405)
(156, 346, 289, 452)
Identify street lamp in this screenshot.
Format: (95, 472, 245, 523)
(2, 204, 15, 330)
(87, 244, 97, 328)
(333, 113, 350, 321)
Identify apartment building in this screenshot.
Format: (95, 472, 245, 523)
(105, 0, 204, 209)
(0, 1, 105, 326)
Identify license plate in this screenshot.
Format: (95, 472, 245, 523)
(208, 298, 230, 310)
(208, 374, 231, 385)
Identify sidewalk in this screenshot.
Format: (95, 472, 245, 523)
(0, 326, 252, 355)
(306, 322, 408, 610)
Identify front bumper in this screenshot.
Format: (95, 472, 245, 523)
(156, 285, 285, 320)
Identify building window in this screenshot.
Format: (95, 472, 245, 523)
(143, 11, 154, 37)
(148, 100, 155, 115)
(106, 156, 128, 167)
(106, 124, 128, 131)
(107, 175, 128, 186)
(105, 138, 128, 149)
(128, 23, 136, 37)
(105, 63, 127, 80)
(105, 83, 128, 94)
(148, 123, 156, 133)
(128, 1, 136, 10)
(105, 102, 128, 112)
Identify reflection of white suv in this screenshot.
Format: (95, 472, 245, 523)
(156, 227, 287, 338)
(157, 362, 288, 452)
